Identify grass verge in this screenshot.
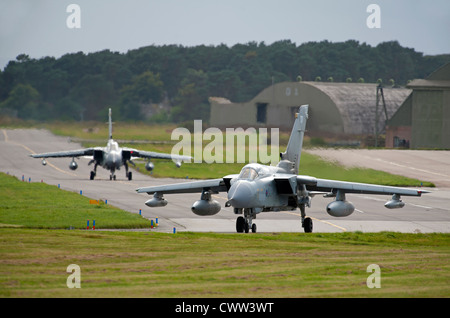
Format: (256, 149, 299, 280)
(0, 173, 150, 229)
(0, 168, 447, 298)
(0, 229, 448, 297)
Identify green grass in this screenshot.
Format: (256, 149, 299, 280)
(299, 152, 434, 187)
(0, 173, 150, 229)
(0, 168, 447, 298)
(0, 229, 448, 297)
(45, 121, 181, 142)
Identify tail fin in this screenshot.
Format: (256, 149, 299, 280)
(108, 108, 113, 140)
(278, 105, 308, 174)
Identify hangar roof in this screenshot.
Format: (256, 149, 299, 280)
(303, 82, 412, 134)
(407, 62, 450, 89)
(209, 81, 411, 135)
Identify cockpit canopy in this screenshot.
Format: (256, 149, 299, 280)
(238, 167, 258, 180)
(237, 163, 275, 181)
(107, 140, 120, 152)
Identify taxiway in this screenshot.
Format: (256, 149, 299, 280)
(1, 128, 449, 233)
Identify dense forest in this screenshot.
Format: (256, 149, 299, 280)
(1, 40, 449, 123)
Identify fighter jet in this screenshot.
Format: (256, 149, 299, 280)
(136, 105, 429, 233)
(30, 108, 191, 181)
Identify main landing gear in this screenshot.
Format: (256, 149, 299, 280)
(90, 169, 132, 181)
(125, 162, 132, 181)
(234, 205, 313, 233)
(300, 203, 313, 233)
(90, 163, 98, 180)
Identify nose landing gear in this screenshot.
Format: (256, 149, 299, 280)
(236, 209, 257, 233)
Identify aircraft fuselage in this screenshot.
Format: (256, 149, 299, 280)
(101, 140, 123, 171)
(227, 163, 295, 213)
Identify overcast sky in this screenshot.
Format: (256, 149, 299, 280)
(1, 0, 449, 69)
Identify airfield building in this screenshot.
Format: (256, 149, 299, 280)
(209, 81, 411, 138)
(386, 63, 450, 149)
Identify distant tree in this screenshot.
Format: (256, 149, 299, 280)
(70, 74, 115, 121)
(1, 40, 449, 122)
(0, 83, 40, 119)
(40, 68, 70, 103)
(208, 70, 242, 101)
(121, 71, 164, 104)
(119, 71, 164, 120)
(16, 54, 30, 63)
(54, 97, 83, 121)
(171, 69, 210, 122)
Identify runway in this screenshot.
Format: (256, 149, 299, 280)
(1, 128, 449, 233)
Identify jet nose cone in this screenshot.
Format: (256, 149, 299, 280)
(107, 152, 121, 168)
(227, 181, 254, 208)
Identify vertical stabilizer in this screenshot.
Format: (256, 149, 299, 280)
(278, 105, 308, 174)
(108, 108, 113, 140)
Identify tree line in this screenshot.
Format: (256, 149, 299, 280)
(1, 40, 448, 123)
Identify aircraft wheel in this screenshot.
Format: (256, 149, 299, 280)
(251, 223, 257, 233)
(110, 175, 112, 180)
(236, 216, 245, 233)
(244, 221, 249, 233)
(113, 175, 116, 181)
(128, 171, 132, 181)
(303, 217, 313, 233)
(90, 171, 95, 180)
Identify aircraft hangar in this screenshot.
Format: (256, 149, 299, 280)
(386, 63, 450, 149)
(209, 81, 411, 137)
